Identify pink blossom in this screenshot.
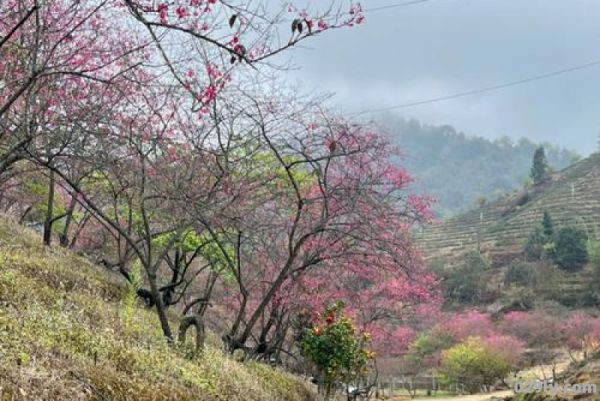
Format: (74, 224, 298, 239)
(175, 6, 188, 19)
(158, 3, 169, 24)
(442, 311, 494, 341)
(482, 334, 525, 365)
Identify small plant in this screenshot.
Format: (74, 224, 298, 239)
(301, 302, 373, 400)
(121, 261, 142, 334)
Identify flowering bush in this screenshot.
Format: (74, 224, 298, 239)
(563, 312, 600, 354)
(301, 303, 374, 400)
(500, 310, 562, 347)
(442, 311, 494, 342)
(481, 334, 526, 366)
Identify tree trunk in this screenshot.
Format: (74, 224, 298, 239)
(178, 315, 205, 357)
(43, 169, 55, 246)
(148, 272, 173, 342)
(59, 195, 77, 247)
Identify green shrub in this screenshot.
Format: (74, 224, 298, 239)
(552, 227, 588, 271)
(301, 303, 373, 400)
(523, 226, 550, 261)
(438, 251, 490, 305)
(542, 211, 554, 237)
(439, 337, 513, 394)
(504, 261, 536, 287)
(523, 212, 556, 261)
(587, 238, 600, 270)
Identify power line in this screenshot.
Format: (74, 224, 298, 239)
(349, 59, 600, 116)
(281, 0, 434, 24)
(364, 0, 435, 13)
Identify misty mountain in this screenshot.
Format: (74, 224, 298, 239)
(381, 117, 580, 216)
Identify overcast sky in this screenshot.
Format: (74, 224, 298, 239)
(282, 0, 600, 154)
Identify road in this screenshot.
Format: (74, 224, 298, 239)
(388, 352, 575, 401)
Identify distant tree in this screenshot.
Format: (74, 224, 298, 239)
(530, 146, 550, 185)
(563, 312, 600, 361)
(500, 286, 535, 311)
(439, 336, 522, 393)
(500, 310, 563, 348)
(405, 329, 454, 371)
(477, 196, 487, 209)
(587, 236, 600, 271)
(542, 211, 554, 237)
(442, 311, 494, 342)
(523, 226, 548, 261)
(553, 227, 588, 271)
(523, 213, 554, 261)
(437, 252, 491, 305)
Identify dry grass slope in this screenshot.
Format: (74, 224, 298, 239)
(0, 218, 315, 401)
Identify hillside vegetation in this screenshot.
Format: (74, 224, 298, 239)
(381, 117, 578, 216)
(0, 218, 315, 401)
(417, 152, 600, 262)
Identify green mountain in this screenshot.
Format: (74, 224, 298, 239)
(416, 153, 600, 309)
(417, 152, 600, 261)
(381, 117, 579, 216)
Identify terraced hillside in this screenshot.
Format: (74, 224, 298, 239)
(417, 153, 600, 262)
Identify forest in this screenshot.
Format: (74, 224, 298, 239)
(381, 116, 579, 216)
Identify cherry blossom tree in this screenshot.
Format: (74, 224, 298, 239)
(500, 310, 563, 348)
(441, 310, 495, 342)
(0, 0, 152, 177)
(165, 87, 439, 357)
(0, 0, 440, 364)
(563, 312, 600, 361)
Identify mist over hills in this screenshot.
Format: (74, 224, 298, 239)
(380, 116, 580, 217)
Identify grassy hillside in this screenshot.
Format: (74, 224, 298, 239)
(0, 218, 315, 401)
(417, 152, 600, 263)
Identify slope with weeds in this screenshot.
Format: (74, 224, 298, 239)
(0, 218, 315, 401)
